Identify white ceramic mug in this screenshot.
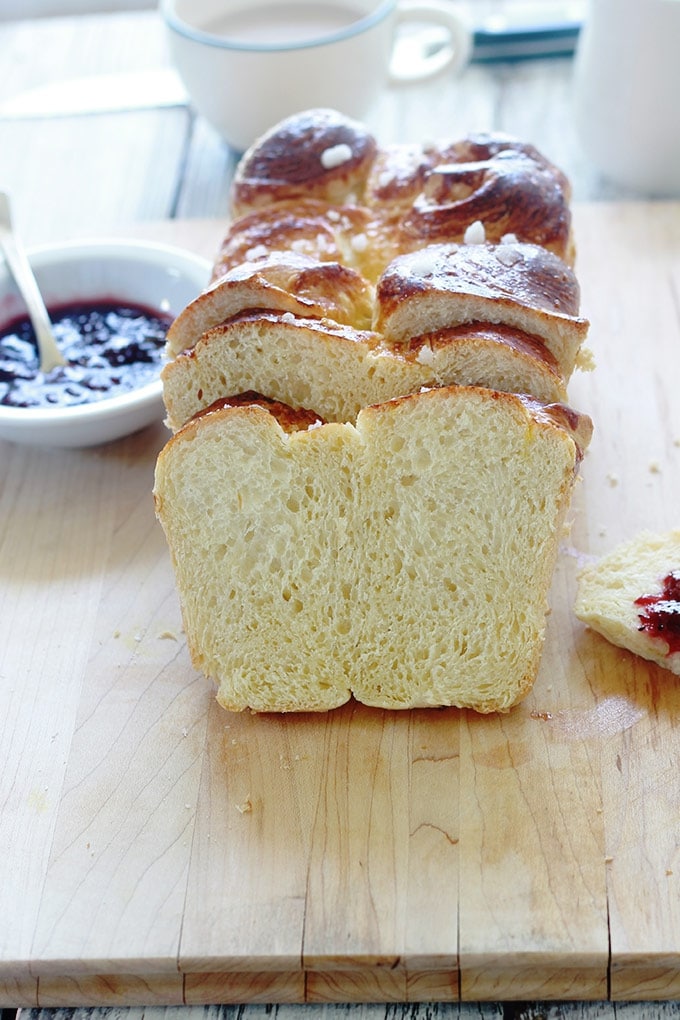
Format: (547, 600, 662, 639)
(161, 0, 472, 152)
(572, 0, 680, 195)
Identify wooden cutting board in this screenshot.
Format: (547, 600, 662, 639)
(2, 204, 679, 1009)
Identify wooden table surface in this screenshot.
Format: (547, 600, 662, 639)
(1, 6, 680, 1020)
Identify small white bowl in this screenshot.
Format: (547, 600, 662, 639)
(0, 238, 211, 447)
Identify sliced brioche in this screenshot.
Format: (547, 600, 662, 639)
(155, 394, 353, 713)
(350, 388, 591, 710)
(154, 386, 592, 713)
(575, 530, 680, 675)
(165, 252, 374, 359)
(162, 310, 568, 432)
(156, 109, 593, 716)
(162, 311, 431, 431)
(405, 322, 567, 405)
(374, 241, 589, 379)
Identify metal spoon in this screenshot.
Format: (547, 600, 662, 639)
(0, 191, 66, 373)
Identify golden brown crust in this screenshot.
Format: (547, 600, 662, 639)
(376, 241, 582, 320)
(191, 385, 591, 462)
(166, 251, 374, 357)
(201, 308, 384, 348)
(231, 108, 378, 217)
(186, 391, 324, 434)
(230, 114, 573, 267)
(396, 151, 572, 262)
(373, 241, 589, 380)
(212, 200, 393, 284)
(435, 132, 571, 196)
(514, 394, 594, 461)
(365, 131, 570, 211)
(360, 383, 591, 463)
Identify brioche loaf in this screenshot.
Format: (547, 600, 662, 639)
(163, 110, 589, 431)
(162, 231, 581, 431)
(231, 110, 574, 265)
(574, 530, 680, 675)
(156, 107, 594, 714)
(154, 386, 592, 713)
(374, 242, 588, 379)
(162, 310, 568, 433)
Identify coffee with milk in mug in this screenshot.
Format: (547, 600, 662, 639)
(161, 0, 472, 151)
(199, 2, 367, 45)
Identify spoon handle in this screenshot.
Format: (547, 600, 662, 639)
(0, 193, 66, 373)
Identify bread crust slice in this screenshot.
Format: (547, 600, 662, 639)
(162, 309, 569, 433)
(575, 530, 680, 675)
(374, 242, 588, 379)
(154, 386, 592, 713)
(165, 252, 374, 359)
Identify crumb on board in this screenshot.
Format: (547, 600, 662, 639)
(158, 629, 178, 641)
(576, 347, 595, 372)
(236, 797, 253, 814)
(649, 461, 661, 474)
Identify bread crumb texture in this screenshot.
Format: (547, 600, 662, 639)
(154, 386, 580, 714)
(574, 528, 680, 675)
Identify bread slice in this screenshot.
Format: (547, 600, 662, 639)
(375, 241, 589, 379)
(161, 310, 568, 433)
(405, 322, 567, 405)
(154, 386, 592, 713)
(574, 530, 680, 675)
(162, 311, 431, 431)
(165, 252, 374, 359)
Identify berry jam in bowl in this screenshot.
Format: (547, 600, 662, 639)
(0, 239, 211, 447)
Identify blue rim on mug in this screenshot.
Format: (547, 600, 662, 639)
(160, 0, 396, 52)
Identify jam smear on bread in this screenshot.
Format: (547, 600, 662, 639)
(635, 570, 680, 653)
